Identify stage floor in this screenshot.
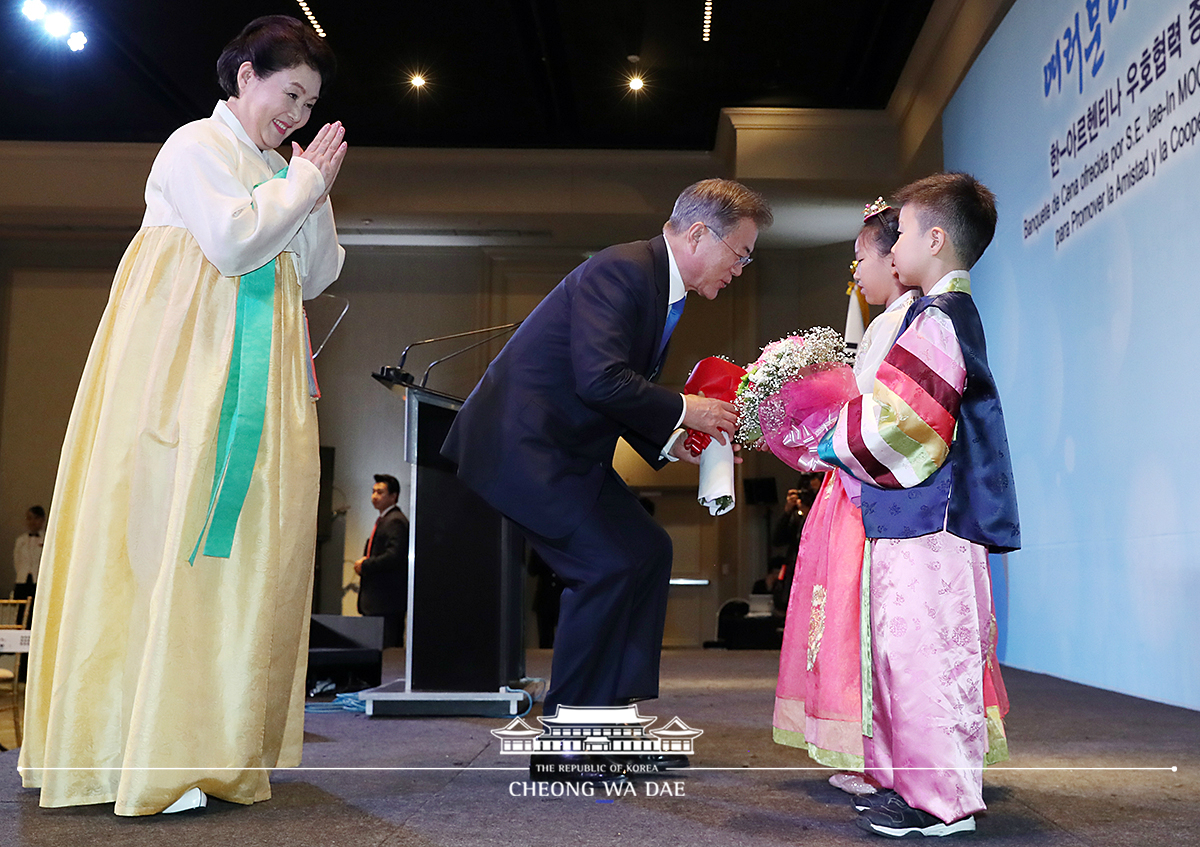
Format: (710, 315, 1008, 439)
(2, 648, 1196, 846)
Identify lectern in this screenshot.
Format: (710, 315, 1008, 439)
(358, 382, 526, 716)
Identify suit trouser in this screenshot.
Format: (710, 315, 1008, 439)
(524, 470, 673, 714)
(380, 613, 405, 649)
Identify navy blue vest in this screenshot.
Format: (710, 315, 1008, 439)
(859, 291, 1021, 553)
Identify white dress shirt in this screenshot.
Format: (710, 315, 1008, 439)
(660, 237, 690, 458)
(13, 530, 43, 584)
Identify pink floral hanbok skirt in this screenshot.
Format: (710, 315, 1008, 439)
(773, 471, 867, 768)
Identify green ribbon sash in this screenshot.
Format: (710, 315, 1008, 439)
(190, 166, 287, 563)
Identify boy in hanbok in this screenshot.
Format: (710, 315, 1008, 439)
(820, 173, 1018, 838)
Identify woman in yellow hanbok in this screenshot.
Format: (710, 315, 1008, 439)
(18, 16, 346, 815)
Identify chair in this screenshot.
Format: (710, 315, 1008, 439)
(0, 597, 32, 748)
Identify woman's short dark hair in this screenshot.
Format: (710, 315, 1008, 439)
(216, 15, 336, 98)
(861, 206, 900, 256)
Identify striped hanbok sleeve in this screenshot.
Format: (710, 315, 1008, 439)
(818, 307, 966, 488)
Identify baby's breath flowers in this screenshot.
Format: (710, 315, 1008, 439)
(734, 326, 850, 449)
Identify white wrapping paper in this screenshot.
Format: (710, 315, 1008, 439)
(697, 437, 736, 516)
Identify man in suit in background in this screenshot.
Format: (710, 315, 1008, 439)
(442, 180, 772, 775)
(355, 474, 409, 648)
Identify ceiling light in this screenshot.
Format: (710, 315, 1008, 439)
(410, 74, 426, 88)
(294, 0, 326, 38)
(43, 10, 70, 38)
(702, 0, 713, 42)
(22, 0, 46, 21)
(67, 30, 86, 51)
(628, 76, 644, 91)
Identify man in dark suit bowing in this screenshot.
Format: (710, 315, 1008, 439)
(355, 474, 410, 648)
(443, 179, 771, 757)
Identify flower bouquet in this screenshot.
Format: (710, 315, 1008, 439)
(735, 326, 857, 473)
(683, 356, 746, 515)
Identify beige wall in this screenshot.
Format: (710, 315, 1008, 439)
(0, 267, 112, 589)
(313, 243, 854, 643)
(0, 242, 858, 649)
(308, 248, 488, 615)
(0, 188, 900, 648)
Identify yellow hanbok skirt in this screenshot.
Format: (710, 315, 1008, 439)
(18, 226, 319, 815)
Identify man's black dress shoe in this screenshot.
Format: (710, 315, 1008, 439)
(647, 754, 690, 769)
(529, 754, 627, 782)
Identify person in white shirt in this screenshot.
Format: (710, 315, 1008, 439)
(12, 505, 45, 591)
(20, 15, 345, 817)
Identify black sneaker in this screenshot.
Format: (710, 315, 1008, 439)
(853, 788, 903, 812)
(856, 792, 976, 838)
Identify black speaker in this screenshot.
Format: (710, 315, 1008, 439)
(307, 614, 384, 693)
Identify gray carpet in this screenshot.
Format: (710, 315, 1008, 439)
(0, 648, 1195, 846)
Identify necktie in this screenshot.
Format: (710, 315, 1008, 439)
(367, 515, 382, 557)
(658, 297, 685, 359)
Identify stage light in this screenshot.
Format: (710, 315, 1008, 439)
(43, 10, 70, 37)
(628, 75, 644, 91)
(295, 0, 326, 38)
(19, 2, 88, 51)
(702, 0, 713, 42)
(22, 0, 46, 21)
(410, 74, 425, 88)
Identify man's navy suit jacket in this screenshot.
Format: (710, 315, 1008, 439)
(442, 235, 685, 539)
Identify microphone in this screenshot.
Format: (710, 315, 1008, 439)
(374, 322, 522, 388)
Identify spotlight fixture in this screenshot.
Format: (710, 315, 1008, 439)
(19, 1, 87, 49)
(410, 74, 426, 88)
(294, 0, 326, 38)
(628, 76, 644, 92)
(43, 10, 70, 37)
(702, 0, 713, 42)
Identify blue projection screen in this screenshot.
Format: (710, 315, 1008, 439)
(944, 0, 1200, 710)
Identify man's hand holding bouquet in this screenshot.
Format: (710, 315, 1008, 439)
(682, 326, 855, 515)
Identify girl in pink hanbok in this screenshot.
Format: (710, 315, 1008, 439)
(772, 200, 917, 793)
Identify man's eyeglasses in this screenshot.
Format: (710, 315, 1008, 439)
(705, 224, 753, 267)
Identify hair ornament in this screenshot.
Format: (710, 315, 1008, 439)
(863, 196, 891, 222)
